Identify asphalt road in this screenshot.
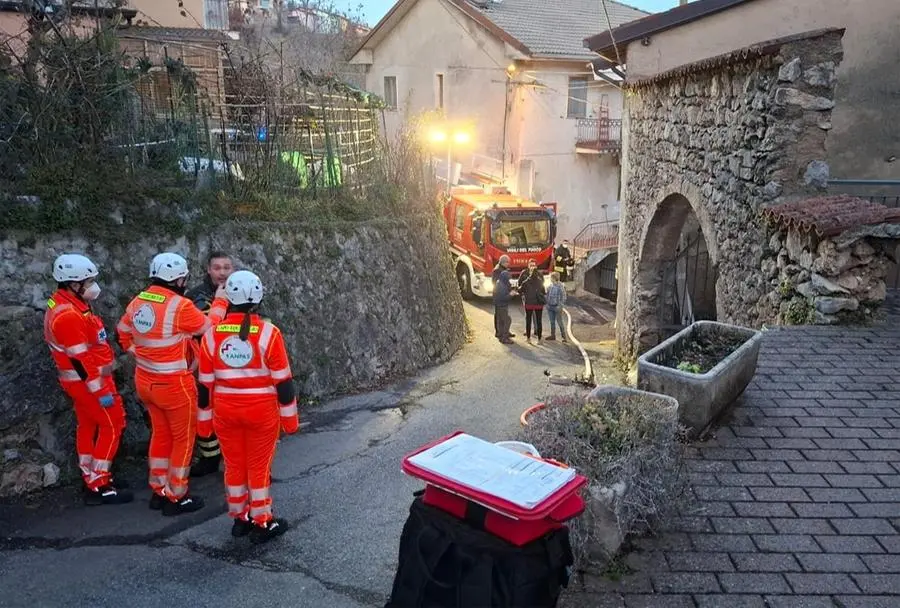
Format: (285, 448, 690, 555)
(0, 298, 610, 608)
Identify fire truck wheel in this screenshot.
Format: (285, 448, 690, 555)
(456, 265, 474, 300)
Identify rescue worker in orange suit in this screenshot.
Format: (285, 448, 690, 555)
(44, 254, 133, 505)
(185, 251, 235, 478)
(117, 252, 227, 516)
(198, 270, 299, 544)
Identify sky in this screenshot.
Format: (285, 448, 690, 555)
(335, 0, 681, 26)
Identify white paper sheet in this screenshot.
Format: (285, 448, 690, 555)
(408, 433, 576, 510)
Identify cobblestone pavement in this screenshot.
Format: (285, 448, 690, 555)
(565, 295, 900, 607)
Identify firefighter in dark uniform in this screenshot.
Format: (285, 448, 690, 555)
(185, 251, 234, 477)
(553, 240, 575, 283)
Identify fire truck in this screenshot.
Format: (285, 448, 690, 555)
(443, 191, 557, 299)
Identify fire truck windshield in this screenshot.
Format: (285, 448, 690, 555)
(490, 216, 552, 253)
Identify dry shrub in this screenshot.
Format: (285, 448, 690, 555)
(521, 389, 691, 569)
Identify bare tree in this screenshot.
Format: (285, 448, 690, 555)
(232, 0, 367, 87)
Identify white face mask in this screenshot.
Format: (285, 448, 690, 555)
(82, 282, 101, 301)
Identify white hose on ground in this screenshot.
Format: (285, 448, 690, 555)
(563, 307, 593, 383)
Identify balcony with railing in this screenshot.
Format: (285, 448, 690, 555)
(575, 118, 622, 154)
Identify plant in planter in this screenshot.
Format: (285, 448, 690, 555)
(520, 386, 688, 570)
(638, 320, 763, 438)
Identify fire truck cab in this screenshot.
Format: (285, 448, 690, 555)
(444, 192, 557, 299)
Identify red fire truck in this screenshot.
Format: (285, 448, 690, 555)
(443, 192, 557, 299)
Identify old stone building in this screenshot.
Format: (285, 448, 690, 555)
(588, 25, 899, 359)
(612, 29, 849, 357)
(585, 0, 900, 183)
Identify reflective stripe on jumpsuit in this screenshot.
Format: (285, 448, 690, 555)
(45, 290, 125, 490)
(199, 315, 298, 526)
(118, 285, 225, 502)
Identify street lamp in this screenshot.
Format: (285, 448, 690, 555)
(429, 127, 471, 194)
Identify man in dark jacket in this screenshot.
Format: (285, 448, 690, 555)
(518, 260, 546, 343)
(493, 267, 516, 344)
(492, 255, 515, 340)
(554, 240, 574, 282)
(185, 251, 234, 314)
(185, 251, 234, 477)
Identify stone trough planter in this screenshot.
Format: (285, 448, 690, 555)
(520, 386, 681, 563)
(638, 320, 763, 438)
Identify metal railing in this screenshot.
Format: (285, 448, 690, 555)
(573, 220, 618, 255)
(828, 179, 900, 208)
(656, 229, 717, 344)
(596, 253, 618, 301)
(575, 118, 622, 153)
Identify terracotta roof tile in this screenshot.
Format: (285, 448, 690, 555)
(761, 195, 900, 237)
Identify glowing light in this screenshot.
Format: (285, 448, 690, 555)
(430, 130, 448, 143)
(453, 131, 471, 144)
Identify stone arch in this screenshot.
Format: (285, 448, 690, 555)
(630, 187, 720, 353)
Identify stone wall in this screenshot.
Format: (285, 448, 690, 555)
(0, 211, 466, 495)
(615, 29, 846, 358)
(767, 224, 900, 325)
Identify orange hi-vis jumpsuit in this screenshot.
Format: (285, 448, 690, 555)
(44, 289, 125, 490)
(117, 285, 226, 502)
(198, 313, 298, 525)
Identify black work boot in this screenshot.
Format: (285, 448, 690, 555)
(190, 455, 221, 478)
(84, 484, 134, 506)
(149, 492, 166, 511)
(249, 518, 288, 545)
(111, 478, 131, 489)
(162, 494, 205, 516)
(231, 516, 252, 538)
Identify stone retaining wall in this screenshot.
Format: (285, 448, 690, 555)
(0, 212, 466, 495)
(615, 29, 847, 358)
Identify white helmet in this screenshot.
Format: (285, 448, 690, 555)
(225, 270, 264, 306)
(53, 254, 99, 283)
(149, 252, 189, 283)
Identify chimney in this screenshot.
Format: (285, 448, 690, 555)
(679, 0, 688, 5)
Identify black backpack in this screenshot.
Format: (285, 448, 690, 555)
(385, 494, 574, 608)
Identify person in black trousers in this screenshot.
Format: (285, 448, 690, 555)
(554, 240, 574, 282)
(492, 255, 515, 339)
(494, 269, 516, 344)
(518, 260, 546, 343)
(185, 251, 234, 477)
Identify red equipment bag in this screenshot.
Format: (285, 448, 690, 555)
(401, 431, 588, 546)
